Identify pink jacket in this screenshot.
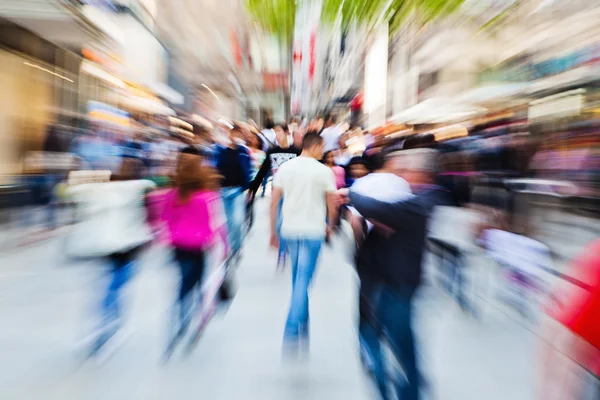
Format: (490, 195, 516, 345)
(332, 166, 346, 189)
(156, 189, 228, 251)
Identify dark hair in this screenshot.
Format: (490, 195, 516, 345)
(348, 156, 368, 167)
(322, 150, 334, 164)
(180, 146, 202, 156)
(302, 132, 324, 150)
(113, 157, 144, 181)
(264, 118, 274, 130)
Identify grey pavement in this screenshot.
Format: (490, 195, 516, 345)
(0, 198, 552, 400)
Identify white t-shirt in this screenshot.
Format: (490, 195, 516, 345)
(260, 129, 277, 150)
(349, 173, 413, 232)
(320, 125, 344, 152)
(273, 156, 336, 238)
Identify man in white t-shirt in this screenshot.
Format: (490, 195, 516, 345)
(271, 132, 337, 347)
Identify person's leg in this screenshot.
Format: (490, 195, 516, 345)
(174, 249, 203, 334)
(358, 276, 387, 396)
(231, 190, 245, 257)
(93, 251, 135, 354)
(284, 239, 322, 342)
(102, 253, 134, 327)
(284, 239, 301, 339)
(379, 286, 421, 400)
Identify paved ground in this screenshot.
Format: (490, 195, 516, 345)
(0, 197, 567, 400)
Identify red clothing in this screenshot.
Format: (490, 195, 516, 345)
(553, 239, 600, 374)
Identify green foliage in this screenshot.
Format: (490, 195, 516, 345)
(245, 0, 466, 40)
(245, 0, 296, 42)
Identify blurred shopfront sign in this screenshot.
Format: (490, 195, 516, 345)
(529, 89, 584, 121)
(482, 43, 600, 83)
(263, 72, 289, 92)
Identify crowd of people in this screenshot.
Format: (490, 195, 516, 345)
(10, 111, 600, 399)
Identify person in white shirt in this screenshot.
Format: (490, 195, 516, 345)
(66, 158, 155, 358)
(259, 119, 278, 151)
(270, 132, 337, 348)
(320, 115, 344, 152)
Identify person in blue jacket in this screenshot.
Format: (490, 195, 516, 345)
(215, 124, 252, 265)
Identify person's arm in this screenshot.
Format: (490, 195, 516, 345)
(238, 146, 253, 190)
(324, 169, 338, 233)
(349, 190, 428, 231)
(248, 149, 272, 199)
(326, 191, 338, 233)
(270, 186, 283, 249)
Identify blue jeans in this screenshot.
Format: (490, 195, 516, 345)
(173, 248, 205, 333)
(366, 285, 421, 400)
(102, 250, 137, 329)
(222, 187, 245, 255)
(283, 238, 323, 340)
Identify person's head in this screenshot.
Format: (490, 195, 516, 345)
(264, 118, 275, 130)
(247, 132, 262, 150)
(174, 146, 220, 201)
(338, 133, 348, 150)
(322, 151, 335, 167)
(292, 128, 305, 148)
(326, 114, 337, 127)
(348, 157, 369, 179)
(113, 157, 145, 181)
(394, 148, 439, 185)
(301, 132, 325, 159)
(230, 124, 247, 143)
(274, 123, 287, 147)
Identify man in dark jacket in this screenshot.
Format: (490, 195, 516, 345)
(215, 125, 252, 263)
(348, 148, 451, 400)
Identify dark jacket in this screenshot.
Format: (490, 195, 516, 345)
(350, 185, 452, 290)
(248, 146, 301, 198)
(215, 144, 252, 190)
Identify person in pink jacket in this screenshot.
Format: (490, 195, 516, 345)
(323, 150, 346, 189)
(159, 147, 226, 354)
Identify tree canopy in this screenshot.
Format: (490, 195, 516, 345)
(246, 0, 466, 41)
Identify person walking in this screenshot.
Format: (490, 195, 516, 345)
(320, 114, 343, 152)
(270, 133, 337, 350)
(248, 128, 305, 269)
(345, 150, 414, 376)
(246, 131, 266, 230)
(346, 149, 452, 400)
(215, 125, 252, 265)
(66, 158, 155, 358)
(160, 146, 225, 358)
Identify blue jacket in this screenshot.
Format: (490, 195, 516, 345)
(215, 144, 252, 190)
(350, 185, 452, 290)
